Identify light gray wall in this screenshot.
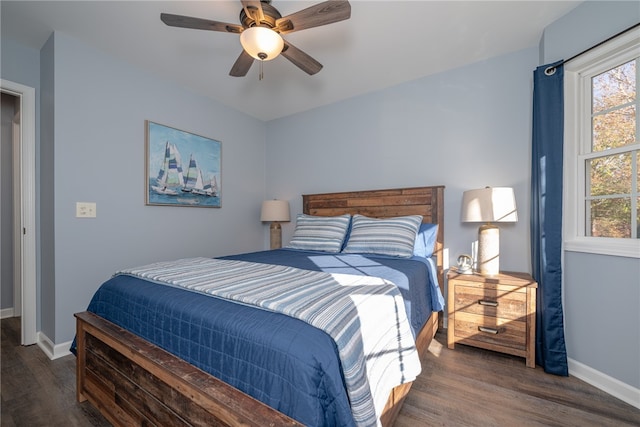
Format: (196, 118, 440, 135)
(1, 38, 41, 88)
(41, 31, 268, 343)
(564, 252, 639, 386)
(540, 1, 640, 390)
(266, 47, 537, 275)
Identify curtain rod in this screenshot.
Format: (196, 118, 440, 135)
(565, 22, 639, 64)
(545, 22, 639, 75)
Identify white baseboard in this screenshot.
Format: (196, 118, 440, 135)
(36, 331, 72, 360)
(0, 307, 15, 319)
(568, 357, 640, 409)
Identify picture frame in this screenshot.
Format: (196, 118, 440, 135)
(145, 120, 221, 208)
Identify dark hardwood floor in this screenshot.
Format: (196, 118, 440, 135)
(1, 317, 109, 427)
(395, 332, 640, 427)
(2, 316, 639, 426)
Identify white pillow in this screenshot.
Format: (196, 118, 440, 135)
(342, 214, 423, 258)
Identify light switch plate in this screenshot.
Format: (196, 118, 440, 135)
(76, 202, 96, 218)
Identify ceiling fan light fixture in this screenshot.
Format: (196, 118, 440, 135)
(240, 26, 284, 61)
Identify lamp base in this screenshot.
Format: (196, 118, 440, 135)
(270, 222, 282, 250)
(477, 223, 499, 276)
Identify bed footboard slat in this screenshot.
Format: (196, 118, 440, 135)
(75, 311, 303, 427)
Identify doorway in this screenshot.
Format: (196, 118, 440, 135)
(1, 80, 36, 346)
(1, 92, 20, 320)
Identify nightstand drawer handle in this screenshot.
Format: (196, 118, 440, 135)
(478, 326, 499, 334)
(478, 299, 498, 307)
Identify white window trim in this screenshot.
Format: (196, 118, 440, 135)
(564, 26, 640, 259)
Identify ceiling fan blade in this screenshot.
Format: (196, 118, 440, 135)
(229, 50, 254, 77)
(275, 0, 351, 34)
(281, 41, 323, 75)
(241, 0, 265, 24)
(160, 13, 243, 33)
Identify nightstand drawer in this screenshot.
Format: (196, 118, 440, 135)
(453, 311, 526, 350)
(453, 285, 527, 320)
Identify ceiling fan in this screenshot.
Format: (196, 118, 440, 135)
(160, 0, 351, 78)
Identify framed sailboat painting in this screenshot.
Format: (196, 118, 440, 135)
(145, 120, 221, 208)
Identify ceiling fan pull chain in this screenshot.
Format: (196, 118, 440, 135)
(259, 60, 264, 81)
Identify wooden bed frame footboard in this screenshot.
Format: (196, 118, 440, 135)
(75, 311, 303, 427)
(76, 185, 445, 426)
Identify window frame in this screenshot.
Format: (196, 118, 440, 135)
(564, 26, 640, 258)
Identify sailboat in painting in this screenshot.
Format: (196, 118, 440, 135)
(182, 154, 217, 197)
(204, 175, 218, 197)
(152, 141, 184, 195)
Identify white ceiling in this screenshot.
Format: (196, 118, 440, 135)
(2, 1, 581, 121)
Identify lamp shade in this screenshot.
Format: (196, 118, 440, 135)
(260, 200, 290, 222)
(461, 187, 518, 223)
(240, 27, 284, 61)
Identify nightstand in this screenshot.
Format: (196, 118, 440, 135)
(447, 270, 537, 368)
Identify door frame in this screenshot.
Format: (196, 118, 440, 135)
(1, 79, 37, 346)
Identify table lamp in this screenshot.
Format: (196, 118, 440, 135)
(261, 200, 290, 249)
(461, 187, 518, 275)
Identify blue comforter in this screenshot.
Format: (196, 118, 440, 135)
(78, 249, 442, 427)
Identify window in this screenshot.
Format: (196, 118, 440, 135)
(564, 26, 640, 258)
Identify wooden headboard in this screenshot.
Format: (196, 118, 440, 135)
(302, 186, 445, 296)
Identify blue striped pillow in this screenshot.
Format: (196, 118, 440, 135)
(285, 214, 351, 253)
(342, 214, 423, 258)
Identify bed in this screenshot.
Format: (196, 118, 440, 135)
(74, 185, 445, 426)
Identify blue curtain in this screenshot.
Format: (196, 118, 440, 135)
(531, 61, 569, 376)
